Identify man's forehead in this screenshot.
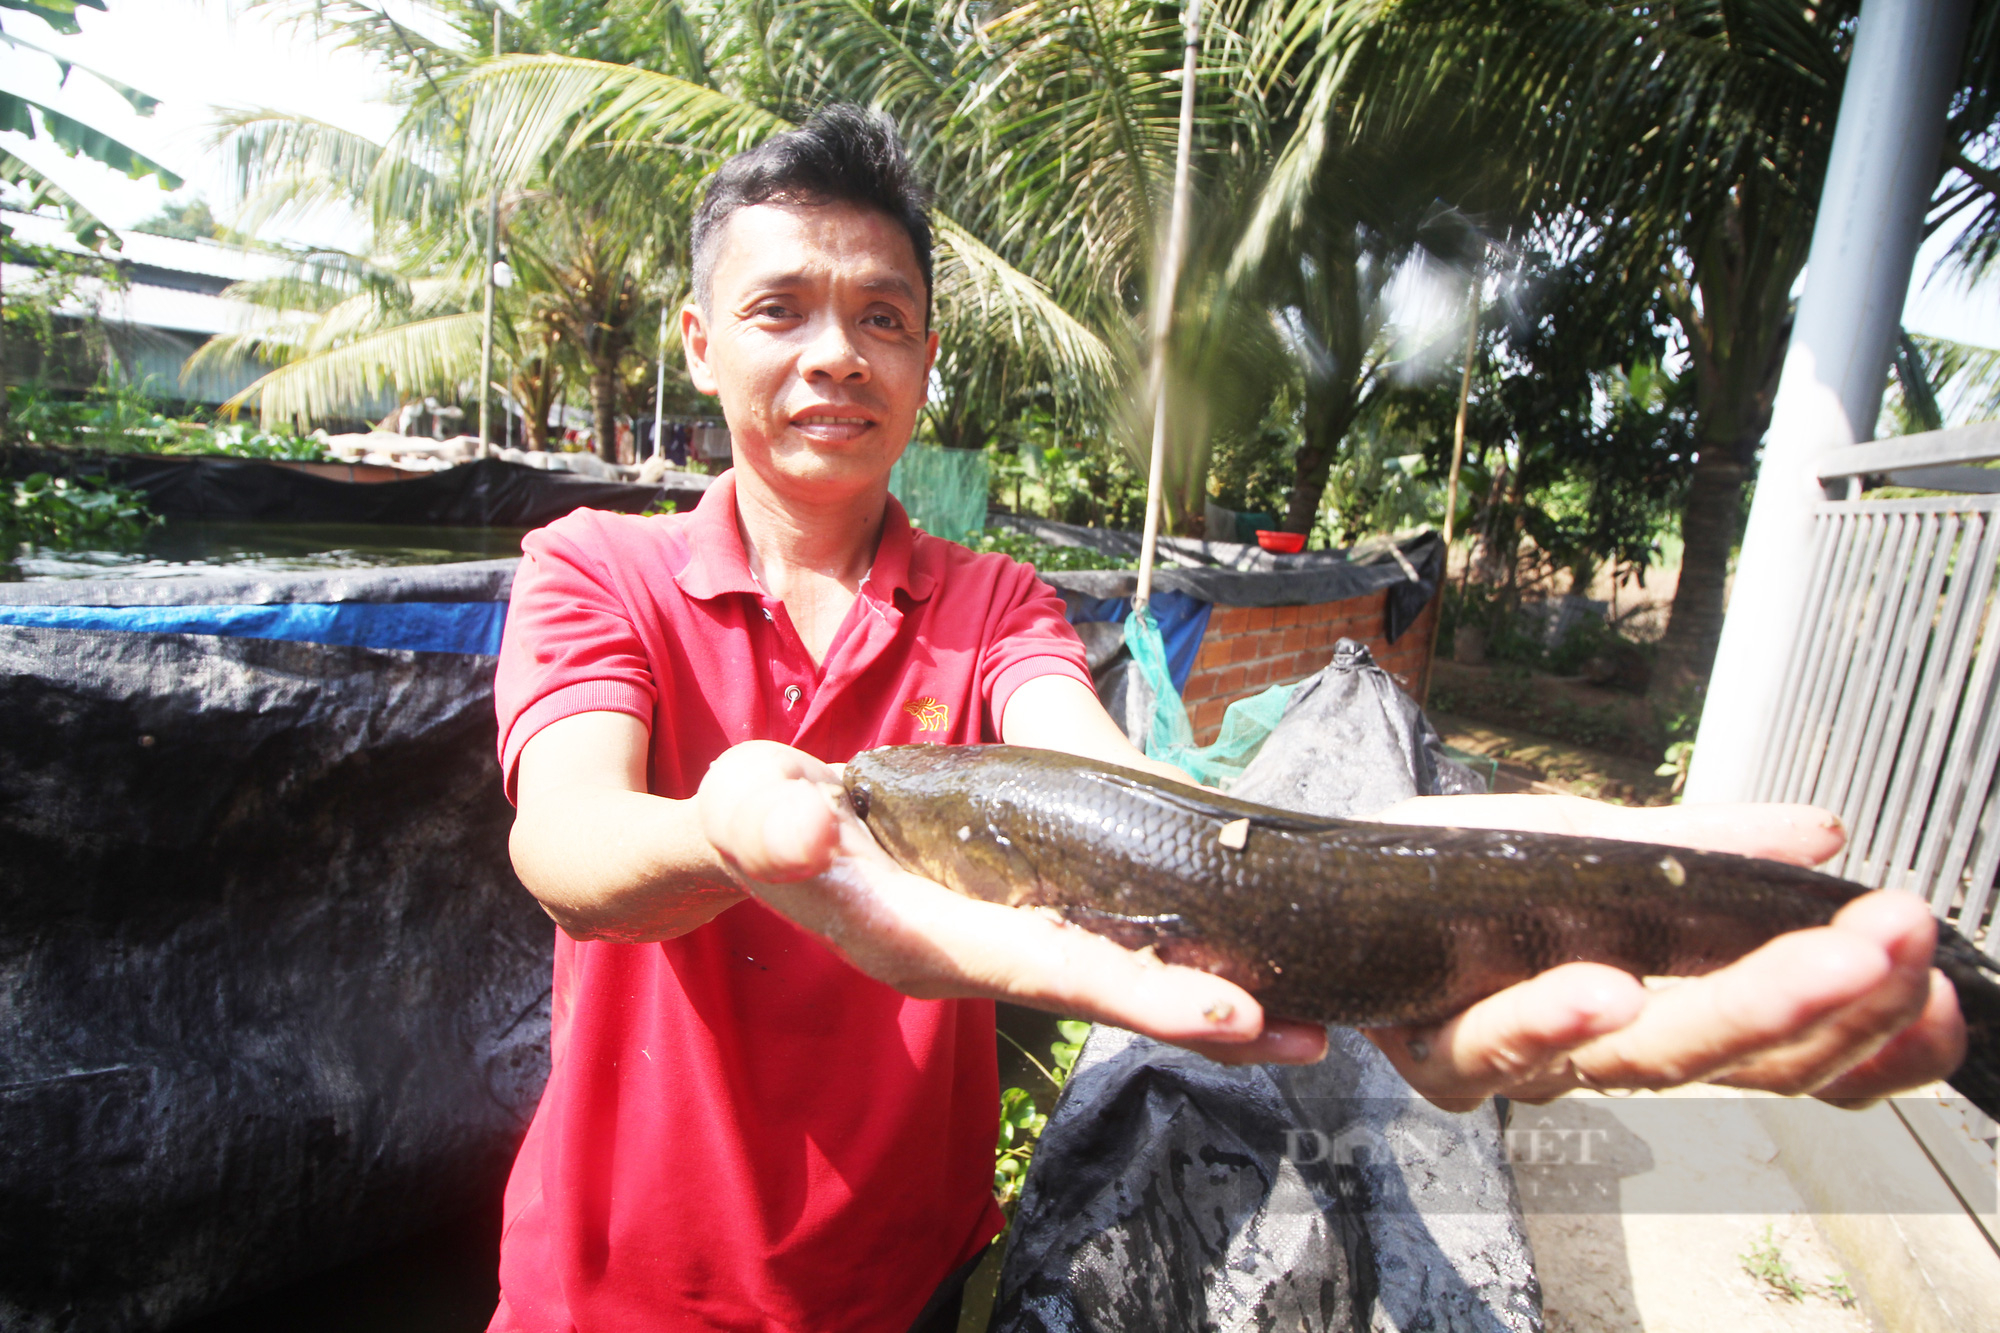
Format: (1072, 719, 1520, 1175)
(711, 201, 924, 294)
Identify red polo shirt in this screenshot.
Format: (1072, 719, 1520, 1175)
(489, 472, 1092, 1333)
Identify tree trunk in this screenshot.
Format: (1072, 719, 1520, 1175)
(1653, 187, 1805, 697)
(522, 407, 549, 452)
(1280, 435, 1334, 534)
(592, 366, 619, 464)
(1655, 448, 1750, 689)
(1, 247, 10, 443)
(1470, 457, 1511, 584)
(1280, 397, 1362, 535)
(1278, 243, 1365, 537)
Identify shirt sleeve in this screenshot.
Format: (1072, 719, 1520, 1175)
(494, 516, 659, 802)
(976, 559, 1094, 741)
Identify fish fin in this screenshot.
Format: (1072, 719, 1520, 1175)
(1939, 927, 2000, 1122)
(1092, 769, 1356, 834)
(1938, 923, 2000, 978)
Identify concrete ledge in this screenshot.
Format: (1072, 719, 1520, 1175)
(1749, 1094, 2000, 1333)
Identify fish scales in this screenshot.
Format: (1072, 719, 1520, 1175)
(844, 744, 2000, 1120)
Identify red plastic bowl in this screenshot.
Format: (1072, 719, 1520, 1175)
(1255, 529, 1306, 554)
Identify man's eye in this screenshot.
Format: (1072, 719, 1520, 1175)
(755, 303, 793, 319)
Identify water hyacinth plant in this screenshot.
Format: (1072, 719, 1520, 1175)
(1, 472, 161, 550)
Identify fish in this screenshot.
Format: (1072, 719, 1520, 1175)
(843, 743, 2000, 1119)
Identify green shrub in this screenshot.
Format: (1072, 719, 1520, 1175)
(994, 1019, 1088, 1216)
(162, 424, 330, 461)
(968, 526, 1132, 571)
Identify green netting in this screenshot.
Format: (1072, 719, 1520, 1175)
(889, 443, 990, 544)
(1125, 608, 1297, 789)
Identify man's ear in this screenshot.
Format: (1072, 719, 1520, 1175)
(924, 327, 939, 378)
(682, 302, 719, 395)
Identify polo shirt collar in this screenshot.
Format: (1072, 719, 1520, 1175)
(670, 470, 762, 601)
(867, 492, 937, 605)
(670, 469, 937, 604)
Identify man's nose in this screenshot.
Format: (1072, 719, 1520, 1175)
(798, 313, 869, 381)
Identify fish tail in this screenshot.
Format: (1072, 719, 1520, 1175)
(1937, 925, 2000, 1123)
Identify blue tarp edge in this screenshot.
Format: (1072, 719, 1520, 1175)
(0, 602, 508, 655)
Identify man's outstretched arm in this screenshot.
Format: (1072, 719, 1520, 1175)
(513, 686, 1966, 1106)
(509, 711, 749, 942)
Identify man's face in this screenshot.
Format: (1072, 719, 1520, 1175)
(683, 201, 938, 503)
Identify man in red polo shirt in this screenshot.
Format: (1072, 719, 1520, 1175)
(493, 107, 1963, 1331)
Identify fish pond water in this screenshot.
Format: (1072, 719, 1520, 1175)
(3, 520, 528, 581)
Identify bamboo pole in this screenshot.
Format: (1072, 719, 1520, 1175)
(651, 305, 669, 461)
(476, 8, 502, 455)
(1443, 268, 1480, 550)
(1424, 269, 1481, 704)
(1132, 0, 1202, 615)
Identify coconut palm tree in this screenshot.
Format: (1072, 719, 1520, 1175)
(448, 0, 1125, 462)
(206, 0, 1118, 469)
(211, 50, 680, 458)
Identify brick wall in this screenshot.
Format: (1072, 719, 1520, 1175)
(1181, 588, 1439, 744)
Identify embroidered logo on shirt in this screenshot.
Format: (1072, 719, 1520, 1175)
(902, 697, 949, 733)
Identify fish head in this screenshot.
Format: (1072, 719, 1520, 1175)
(844, 745, 1041, 906)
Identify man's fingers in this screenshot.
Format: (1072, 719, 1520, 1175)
(703, 776, 841, 882)
(1608, 802, 1846, 867)
(1574, 893, 1937, 1094)
(1376, 795, 1846, 867)
(1811, 968, 1967, 1106)
(753, 781, 845, 880)
(1174, 1020, 1329, 1066)
(696, 743, 844, 883)
(1366, 964, 1646, 1109)
(754, 850, 1325, 1057)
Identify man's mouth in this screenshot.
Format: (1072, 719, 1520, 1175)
(794, 414, 874, 428)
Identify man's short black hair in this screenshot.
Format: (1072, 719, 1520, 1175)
(690, 104, 934, 325)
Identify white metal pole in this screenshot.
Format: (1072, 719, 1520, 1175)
(476, 7, 502, 457)
(1684, 0, 1969, 804)
(652, 304, 669, 462)
(1133, 0, 1202, 615)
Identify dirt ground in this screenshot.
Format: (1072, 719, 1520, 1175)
(1430, 710, 1677, 806)
(1520, 1089, 1878, 1333)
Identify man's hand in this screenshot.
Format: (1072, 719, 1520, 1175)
(696, 740, 1328, 1065)
(1363, 794, 1967, 1110)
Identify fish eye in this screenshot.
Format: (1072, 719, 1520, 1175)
(848, 785, 870, 820)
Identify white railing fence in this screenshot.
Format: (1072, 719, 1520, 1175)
(1753, 422, 2000, 957)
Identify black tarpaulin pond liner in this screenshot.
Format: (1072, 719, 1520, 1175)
(1, 450, 707, 528)
(0, 563, 551, 1333)
(992, 645, 1541, 1333)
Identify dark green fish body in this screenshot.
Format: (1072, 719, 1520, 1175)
(844, 744, 2000, 1117)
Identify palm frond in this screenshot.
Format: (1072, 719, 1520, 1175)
(933, 212, 1121, 395)
(455, 54, 789, 193)
(218, 312, 485, 428)
(0, 150, 119, 248)
(1909, 331, 2000, 428)
(0, 90, 182, 187)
